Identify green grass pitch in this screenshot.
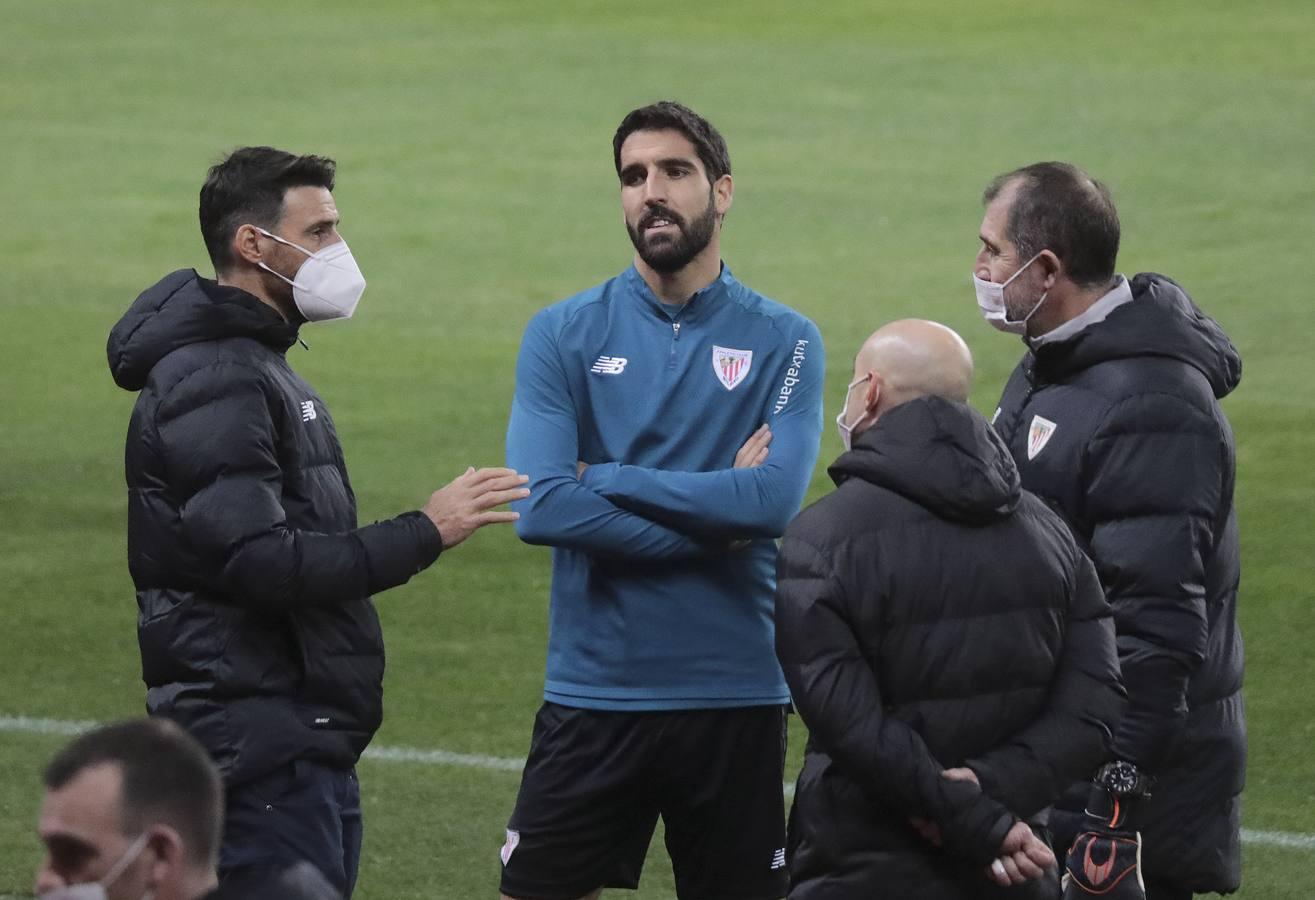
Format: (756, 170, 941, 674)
(2, 1, 1313, 896)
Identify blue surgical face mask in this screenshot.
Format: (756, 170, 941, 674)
(835, 374, 872, 451)
(973, 251, 1049, 335)
(39, 832, 151, 900)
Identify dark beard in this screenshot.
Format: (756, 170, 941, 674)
(626, 194, 717, 274)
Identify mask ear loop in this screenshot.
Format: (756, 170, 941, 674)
(1001, 251, 1049, 326)
(99, 831, 152, 889)
(250, 227, 313, 293)
(253, 226, 314, 259)
(836, 373, 873, 443)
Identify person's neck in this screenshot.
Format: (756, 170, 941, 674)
(217, 269, 293, 323)
(1027, 277, 1116, 338)
(635, 244, 722, 305)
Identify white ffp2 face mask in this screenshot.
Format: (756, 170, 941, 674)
(39, 832, 151, 900)
(254, 227, 367, 322)
(973, 251, 1048, 335)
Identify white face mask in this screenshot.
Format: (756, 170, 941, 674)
(973, 251, 1048, 335)
(254, 227, 367, 322)
(835, 374, 872, 452)
(40, 832, 151, 900)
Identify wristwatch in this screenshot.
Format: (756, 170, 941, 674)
(1094, 760, 1154, 798)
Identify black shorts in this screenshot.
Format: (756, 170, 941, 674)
(500, 702, 789, 900)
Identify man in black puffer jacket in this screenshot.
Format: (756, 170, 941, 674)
(107, 146, 529, 896)
(777, 319, 1124, 899)
(973, 163, 1244, 899)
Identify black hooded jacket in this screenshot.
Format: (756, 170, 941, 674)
(776, 396, 1124, 900)
(107, 269, 442, 786)
(992, 273, 1244, 892)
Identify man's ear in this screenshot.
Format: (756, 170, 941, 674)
(143, 824, 186, 887)
(1037, 249, 1063, 291)
(864, 371, 884, 416)
(713, 174, 733, 218)
(233, 223, 266, 267)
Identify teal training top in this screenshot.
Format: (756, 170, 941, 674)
(506, 264, 825, 709)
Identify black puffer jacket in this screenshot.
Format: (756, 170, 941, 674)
(776, 396, 1123, 900)
(992, 273, 1244, 892)
(108, 269, 442, 786)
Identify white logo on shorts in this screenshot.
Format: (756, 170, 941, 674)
(771, 847, 786, 870)
(500, 828, 520, 866)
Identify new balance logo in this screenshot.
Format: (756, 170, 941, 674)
(590, 355, 628, 375)
(300, 400, 317, 422)
(771, 847, 786, 870)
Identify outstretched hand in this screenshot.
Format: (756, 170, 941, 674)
(423, 467, 528, 549)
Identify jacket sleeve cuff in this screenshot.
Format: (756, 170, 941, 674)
(357, 511, 443, 594)
(578, 461, 618, 492)
(941, 788, 1018, 865)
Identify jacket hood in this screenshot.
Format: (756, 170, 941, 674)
(828, 395, 1021, 524)
(108, 269, 298, 391)
(1034, 273, 1241, 399)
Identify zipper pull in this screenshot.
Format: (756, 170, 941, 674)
(672, 322, 681, 340)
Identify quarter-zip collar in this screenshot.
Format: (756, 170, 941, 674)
(623, 262, 734, 322)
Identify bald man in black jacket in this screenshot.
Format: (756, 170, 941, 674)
(776, 320, 1124, 899)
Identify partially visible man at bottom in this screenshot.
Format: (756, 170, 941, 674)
(776, 320, 1125, 899)
(34, 718, 340, 900)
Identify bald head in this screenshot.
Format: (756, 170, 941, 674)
(850, 320, 973, 427)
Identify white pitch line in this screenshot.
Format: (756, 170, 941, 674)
(1241, 829, 1315, 850)
(0, 715, 98, 737)
(362, 744, 524, 772)
(3, 715, 1311, 852)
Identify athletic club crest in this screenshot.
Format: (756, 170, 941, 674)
(712, 345, 752, 390)
(1027, 415, 1058, 460)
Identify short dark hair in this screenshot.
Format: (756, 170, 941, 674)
(44, 718, 223, 868)
(983, 162, 1120, 288)
(199, 146, 336, 274)
(613, 101, 731, 184)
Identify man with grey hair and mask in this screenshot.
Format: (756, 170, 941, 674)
(973, 162, 1244, 899)
(776, 320, 1124, 900)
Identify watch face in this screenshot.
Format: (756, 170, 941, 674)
(1109, 763, 1137, 792)
(1102, 761, 1143, 795)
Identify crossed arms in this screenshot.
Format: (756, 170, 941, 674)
(506, 310, 824, 559)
